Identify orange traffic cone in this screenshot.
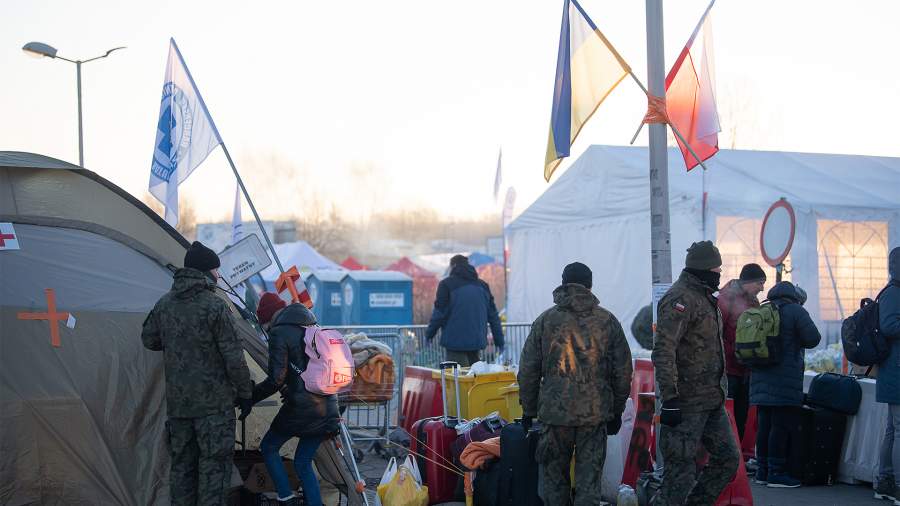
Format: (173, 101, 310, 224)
(742, 406, 758, 461)
(630, 358, 656, 404)
(715, 399, 754, 506)
(622, 392, 656, 488)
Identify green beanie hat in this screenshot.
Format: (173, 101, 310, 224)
(685, 241, 722, 270)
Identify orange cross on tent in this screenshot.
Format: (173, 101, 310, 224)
(17, 288, 69, 347)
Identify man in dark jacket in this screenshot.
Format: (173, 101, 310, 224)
(426, 255, 504, 366)
(252, 302, 340, 504)
(518, 262, 633, 506)
(141, 241, 254, 506)
(875, 247, 900, 503)
(718, 263, 767, 441)
(749, 281, 821, 488)
(652, 241, 740, 506)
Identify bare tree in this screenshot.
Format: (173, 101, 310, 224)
(141, 192, 198, 240)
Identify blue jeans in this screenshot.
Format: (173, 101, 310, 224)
(879, 404, 900, 486)
(260, 429, 323, 505)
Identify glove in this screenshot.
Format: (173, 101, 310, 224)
(521, 415, 534, 432)
(660, 398, 682, 427)
(237, 397, 253, 421)
(607, 416, 623, 435)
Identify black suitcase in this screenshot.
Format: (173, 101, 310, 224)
(788, 406, 847, 485)
(496, 421, 544, 506)
(805, 372, 862, 415)
(473, 460, 502, 506)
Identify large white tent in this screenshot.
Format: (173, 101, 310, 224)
(507, 145, 900, 347)
(259, 240, 344, 282)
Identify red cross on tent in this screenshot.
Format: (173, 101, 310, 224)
(17, 288, 71, 347)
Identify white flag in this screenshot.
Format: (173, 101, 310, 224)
(493, 148, 502, 203)
(502, 187, 516, 228)
(231, 183, 243, 245)
(148, 38, 223, 226)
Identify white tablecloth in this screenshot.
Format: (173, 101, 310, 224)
(803, 371, 888, 484)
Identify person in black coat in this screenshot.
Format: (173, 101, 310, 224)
(749, 281, 821, 489)
(252, 301, 340, 505)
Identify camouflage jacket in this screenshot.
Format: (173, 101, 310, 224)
(518, 284, 633, 426)
(142, 268, 253, 418)
(651, 270, 726, 413)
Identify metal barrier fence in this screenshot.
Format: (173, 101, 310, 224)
(333, 323, 532, 438)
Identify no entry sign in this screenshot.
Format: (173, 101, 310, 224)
(760, 199, 796, 267)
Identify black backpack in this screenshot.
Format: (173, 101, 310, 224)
(841, 282, 898, 366)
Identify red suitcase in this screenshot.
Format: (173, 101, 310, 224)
(409, 361, 465, 504)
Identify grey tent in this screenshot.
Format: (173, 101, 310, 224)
(0, 152, 363, 505)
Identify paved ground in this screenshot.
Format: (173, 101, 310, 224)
(353, 447, 885, 505)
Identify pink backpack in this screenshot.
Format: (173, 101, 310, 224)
(296, 326, 355, 395)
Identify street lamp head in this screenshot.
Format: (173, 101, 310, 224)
(22, 41, 57, 59)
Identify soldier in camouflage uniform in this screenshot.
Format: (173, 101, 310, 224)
(518, 262, 633, 506)
(142, 241, 254, 506)
(652, 241, 740, 506)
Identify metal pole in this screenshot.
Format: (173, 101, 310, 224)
(646, 0, 672, 287)
(76, 61, 84, 167)
(219, 143, 286, 275)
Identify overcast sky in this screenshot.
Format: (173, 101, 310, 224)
(3, 0, 899, 223)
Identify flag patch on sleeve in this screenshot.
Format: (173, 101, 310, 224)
(674, 302, 686, 313)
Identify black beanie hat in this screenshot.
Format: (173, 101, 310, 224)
(685, 241, 722, 270)
(184, 241, 220, 271)
(562, 262, 592, 289)
(450, 254, 469, 267)
(739, 263, 767, 282)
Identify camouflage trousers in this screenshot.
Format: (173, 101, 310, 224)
(167, 410, 236, 506)
(656, 406, 740, 506)
(535, 423, 607, 506)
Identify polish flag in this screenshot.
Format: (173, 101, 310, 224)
(666, 0, 720, 171)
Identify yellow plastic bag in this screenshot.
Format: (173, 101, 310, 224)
(376, 466, 428, 506)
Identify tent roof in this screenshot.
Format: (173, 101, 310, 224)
(0, 151, 188, 266)
(385, 257, 437, 279)
(340, 256, 369, 270)
(467, 252, 496, 267)
(259, 241, 344, 281)
(308, 270, 347, 283)
(344, 270, 412, 282)
(510, 146, 900, 230)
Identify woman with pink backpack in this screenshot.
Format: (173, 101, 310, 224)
(251, 296, 342, 505)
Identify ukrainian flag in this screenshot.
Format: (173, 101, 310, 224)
(545, 0, 631, 181)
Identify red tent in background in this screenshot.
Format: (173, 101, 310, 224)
(341, 256, 368, 270)
(386, 257, 439, 324)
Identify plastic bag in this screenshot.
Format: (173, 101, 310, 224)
(376, 465, 429, 506)
(467, 361, 506, 375)
(600, 398, 635, 501)
(374, 458, 398, 506)
(616, 484, 639, 506)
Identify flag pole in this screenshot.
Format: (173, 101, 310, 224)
(646, 0, 671, 291)
(220, 144, 286, 275)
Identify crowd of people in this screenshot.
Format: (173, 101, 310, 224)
(138, 238, 899, 506)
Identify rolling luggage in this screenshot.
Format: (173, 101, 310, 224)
(473, 460, 502, 506)
(805, 372, 862, 415)
(409, 361, 464, 504)
(496, 420, 543, 506)
(451, 413, 507, 468)
(788, 406, 847, 485)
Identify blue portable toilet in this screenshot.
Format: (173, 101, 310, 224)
(341, 271, 413, 325)
(306, 270, 346, 326)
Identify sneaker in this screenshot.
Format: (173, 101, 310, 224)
(745, 458, 758, 474)
(754, 467, 768, 485)
(767, 473, 801, 488)
(874, 478, 897, 502)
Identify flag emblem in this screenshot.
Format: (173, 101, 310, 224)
(151, 83, 194, 183)
(674, 302, 686, 313)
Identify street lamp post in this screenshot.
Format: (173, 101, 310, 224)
(22, 42, 125, 167)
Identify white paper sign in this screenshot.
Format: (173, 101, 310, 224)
(331, 293, 342, 307)
(217, 234, 272, 286)
(652, 283, 672, 326)
(369, 293, 405, 308)
(0, 223, 20, 250)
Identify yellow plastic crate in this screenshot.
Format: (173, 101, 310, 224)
(432, 369, 518, 420)
(499, 383, 523, 421)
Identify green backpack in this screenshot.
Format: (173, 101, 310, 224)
(734, 302, 781, 367)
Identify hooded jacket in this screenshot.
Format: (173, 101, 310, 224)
(252, 303, 340, 438)
(425, 263, 504, 351)
(749, 282, 821, 407)
(876, 247, 900, 404)
(518, 284, 633, 426)
(717, 279, 761, 377)
(142, 268, 253, 418)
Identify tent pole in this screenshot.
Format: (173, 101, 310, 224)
(220, 144, 286, 274)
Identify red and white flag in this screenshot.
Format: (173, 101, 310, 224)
(666, 0, 720, 171)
